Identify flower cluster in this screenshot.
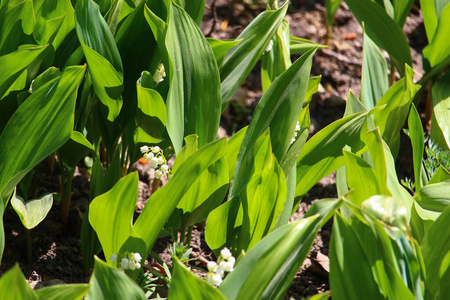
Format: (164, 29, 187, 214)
(206, 247, 236, 286)
(153, 63, 166, 83)
(140, 145, 170, 179)
(265, 40, 274, 53)
(110, 252, 142, 271)
(291, 121, 301, 144)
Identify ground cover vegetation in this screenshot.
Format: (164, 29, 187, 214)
(0, 0, 449, 299)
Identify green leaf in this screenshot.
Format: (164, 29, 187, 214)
(221, 2, 288, 109)
(421, 205, 450, 299)
(289, 36, 326, 55)
(163, 2, 221, 153)
(0, 45, 48, 100)
(36, 284, 89, 300)
(224, 126, 247, 179)
(295, 108, 379, 198)
(76, 0, 123, 121)
(134, 138, 227, 252)
(135, 72, 166, 143)
(33, 0, 75, 49)
(361, 195, 408, 232)
(207, 38, 241, 69)
(408, 104, 425, 190)
(89, 172, 145, 265)
(86, 256, 146, 300)
(415, 180, 450, 212)
(0, 65, 86, 204)
(11, 190, 53, 230)
(343, 150, 389, 206)
(180, 0, 205, 26)
(169, 257, 227, 299)
(420, 0, 439, 42)
(423, 4, 450, 69)
(393, 0, 414, 27)
(0, 264, 38, 300)
(329, 213, 384, 300)
(374, 66, 420, 156)
(59, 131, 94, 170)
(220, 198, 342, 300)
(230, 48, 315, 199)
(0, 0, 35, 55)
(344, 0, 412, 75)
(325, 0, 342, 28)
(360, 28, 388, 110)
(431, 70, 450, 149)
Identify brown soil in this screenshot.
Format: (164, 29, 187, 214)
(0, 1, 424, 298)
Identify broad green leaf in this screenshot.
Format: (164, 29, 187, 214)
(76, 0, 123, 121)
(423, 4, 450, 69)
(344, 203, 418, 299)
(0, 45, 48, 100)
(230, 48, 315, 199)
(439, 251, 450, 299)
(344, 150, 389, 206)
(415, 180, 450, 212)
(0, 65, 86, 203)
(329, 213, 384, 300)
(224, 126, 247, 179)
(420, 0, 439, 41)
(344, 0, 411, 75)
(86, 256, 146, 300)
(163, 2, 221, 153)
(303, 76, 322, 106)
(429, 165, 450, 184)
(408, 104, 425, 190)
(295, 108, 379, 198)
(241, 153, 287, 251)
(374, 66, 420, 156)
(134, 138, 226, 252)
(431, 70, 450, 149)
(36, 284, 89, 300)
(289, 36, 326, 55)
(361, 195, 408, 232)
(393, 0, 414, 27)
(360, 28, 388, 110)
(169, 258, 227, 300)
(261, 18, 291, 92)
(220, 198, 342, 300)
(89, 172, 145, 264)
(59, 131, 94, 170)
(180, 0, 205, 26)
(421, 205, 450, 299)
(0, 264, 38, 300)
(177, 156, 229, 227)
(207, 38, 242, 69)
(221, 2, 288, 108)
(29, 67, 62, 94)
(135, 72, 166, 143)
(0, 0, 35, 55)
(0, 65, 85, 262)
(11, 190, 53, 229)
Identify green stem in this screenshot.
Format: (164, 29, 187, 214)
(185, 225, 194, 246)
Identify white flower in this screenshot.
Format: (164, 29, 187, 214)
(219, 260, 234, 272)
(153, 64, 166, 83)
(152, 146, 161, 152)
(207, 273, 223, 286)
(157, 156, 164, 165)
(144, 152, 154, 161)
(120, 258, 129, 269)
(155, 170, 163, 179)
(140, 145, 149, 153)
(150, 157, 159, 168)
(207, 261, 217, 272)
(133, 253, 142, 262)
(265, 40, 273, 52)
(135, 262, 141, 269)
(228, 256, 236, 265)
(129, 262, 136, 270)
(110, 253, 117, 263)
(295, 122, 301, 132)
(220, 247, 232, 260)
(160, 164, 169, 174)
